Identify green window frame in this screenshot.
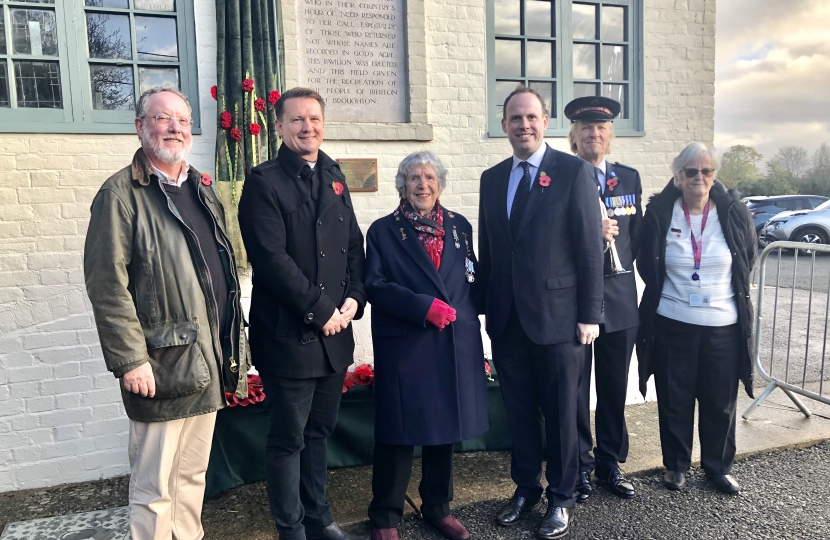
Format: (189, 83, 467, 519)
(486, 0, 643, 137)
(0, 0, 200, 134)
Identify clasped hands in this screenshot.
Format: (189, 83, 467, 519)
(322, 297, 358, 336)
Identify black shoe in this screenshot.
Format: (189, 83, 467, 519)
(537, 506, 573, 539)
(707, 473, 741, 494)
(306, 522, 369, 540)
(597, 467, 635, 499)
(662, 470, 686, 491)
(496, 494, 541, 526)
(574, 471, 592, 503)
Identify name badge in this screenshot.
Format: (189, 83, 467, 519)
(689, 293, 711, 307)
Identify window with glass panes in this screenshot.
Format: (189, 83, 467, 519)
(487, 0, 642, 136)
(0, 0, 199, 133)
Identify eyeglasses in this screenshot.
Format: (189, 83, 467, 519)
(682, 168, 716, 178)
(147, 114, 194, 127)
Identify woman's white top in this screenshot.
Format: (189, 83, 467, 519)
(656, 198, 738, 326)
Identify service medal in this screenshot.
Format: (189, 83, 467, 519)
(615, 207, 623, 216)
(607, 208, 615, 218)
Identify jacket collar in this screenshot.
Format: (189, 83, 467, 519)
(648, 178, 736, 215)
(130, 148, 201, 187)
(277, 142, 337, 179)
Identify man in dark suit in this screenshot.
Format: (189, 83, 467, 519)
(478, 87, 604, 539)
(238, 87, 368, 540)
(565, 96, 643, 503)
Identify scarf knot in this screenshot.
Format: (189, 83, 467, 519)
(400, 200, 445, 269)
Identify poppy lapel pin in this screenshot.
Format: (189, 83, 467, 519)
(332, 181, 344, 196)
(201, 173, 212, 186)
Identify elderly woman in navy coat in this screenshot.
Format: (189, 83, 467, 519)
(365, 151, 489, 540)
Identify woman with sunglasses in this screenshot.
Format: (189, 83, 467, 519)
(635, 142, 757, 494)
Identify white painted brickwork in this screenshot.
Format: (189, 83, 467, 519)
(0, 0, 714, 492)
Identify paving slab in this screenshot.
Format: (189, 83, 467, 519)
(1, 507, 129, 540)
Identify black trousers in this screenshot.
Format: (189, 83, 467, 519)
(368, 442, 454, 528)
(259, 370, 346, 540)
(652, 315, 741, 475)
(491, 306, 582, 508)
(577, 324, 638, 474)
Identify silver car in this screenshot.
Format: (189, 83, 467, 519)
(762, 199, 830, 247)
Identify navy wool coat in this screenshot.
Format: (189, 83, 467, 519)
(365, 208, 489, 447)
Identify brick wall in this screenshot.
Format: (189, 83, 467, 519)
(0, 0, 715, 492)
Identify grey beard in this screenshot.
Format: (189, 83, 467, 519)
(142, 133, 191, 164)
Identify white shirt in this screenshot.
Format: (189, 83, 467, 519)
(506, 143, 547, 218)
(151, 161, 189, 187)
(657, 199, 738, 326)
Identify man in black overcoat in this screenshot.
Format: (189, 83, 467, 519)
(238, 87, 368, 540)
(565, 96, 643, 503)
(478, 87, 604, 539)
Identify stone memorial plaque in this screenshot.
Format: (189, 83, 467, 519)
(337, 158, 378, 192)
(297, 0, 407, 123)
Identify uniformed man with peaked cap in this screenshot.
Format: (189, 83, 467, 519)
(565, 95, 643, 502)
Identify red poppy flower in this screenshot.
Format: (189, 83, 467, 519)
(242, 78, 254, 92)
(342, 373, 357, 393)
(201, 173, 212, 186)
(210, 85, 218, 100)
(606, 178, 618, 191)
(249, 123, 261, 135)
(353, 364, 374, 386)
(269, 90, 281, 106)
(254, 98, 266, 112)
(539, 175, 551, 187)
(220, 111, 232, 129)
(332, 181, 344, 196)
(230, 127, 242, 141)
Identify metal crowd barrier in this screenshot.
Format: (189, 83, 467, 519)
(743, 241, 830, 419)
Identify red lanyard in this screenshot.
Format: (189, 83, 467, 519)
(681, 199, 710, 281)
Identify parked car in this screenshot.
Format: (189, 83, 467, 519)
(747, 195, 828, 247)
(762, 199, 830, 248)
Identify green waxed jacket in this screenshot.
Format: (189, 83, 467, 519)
(84, 149, 250, 422)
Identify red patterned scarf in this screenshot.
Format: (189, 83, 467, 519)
(400, 199, 445, 269)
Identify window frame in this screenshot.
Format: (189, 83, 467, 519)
(486, 0, 644, 138)
(0, 0, 200, 134)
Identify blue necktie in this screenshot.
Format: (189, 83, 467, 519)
(595, 167, 604, 194)
(510, 162, 531, 236)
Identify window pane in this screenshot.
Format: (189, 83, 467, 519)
(16, 0, 55, 4)
(572, 3, 596, 40)
(493, 0, 520, 35)
(0, 63, 9, 107)
(573, 43, 596, 79)
(601, 6, 625, 42)
(601, 45, 625, 81)
(603, 84, 626, 118)
(0, 12, 6, 55)
(495, 80, 522, 119)
(134, 0, 176, 11)
(91, 64, 135, 110)
(135, 16, 178, 62)
(87, 13, 132, 60)
(84, 0, 129, 7)
(14, 60, 62, 108)
(528, 81, 554, 118)
(525, 0, 552, 37)
(495, 39, 521, 77)
(574, 83, 597, 97)
(527, 41, 553, 78)
(11, 9, 59, 57)
(139, 66, 178, 94)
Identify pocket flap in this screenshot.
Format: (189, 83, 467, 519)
(546, 274, 578, 290)
(143, 320, 200, 350)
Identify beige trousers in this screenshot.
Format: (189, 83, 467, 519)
(128, 411, 217, 540)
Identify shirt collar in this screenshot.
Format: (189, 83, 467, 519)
(511, 142, 548, 172)
(597, 159, 607, 175)
(150, 160, 190, 187)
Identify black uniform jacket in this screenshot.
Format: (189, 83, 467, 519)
(478, 144, 605, 345)
(365, 209, 488, 446)
(600, 161, 643, 333)
(635, 179, 757, 398)
(238, 144, 367, 378)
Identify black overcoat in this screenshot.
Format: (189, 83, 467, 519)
(238, 144, 366, 379)
(365, 208, 489, 446)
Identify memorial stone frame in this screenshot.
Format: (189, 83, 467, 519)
(283, 0, 432, 141)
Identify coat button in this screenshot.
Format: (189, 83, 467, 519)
(306, 313, 314, 321)
(179, 333, 187, 340)
(339, 215, 344, 222)
(320, 251, 326, 257)
(341, 247, 346, 253)
(318, 220, 322, 226)
(319, 283, 325, 290)
(341, 280, 346, 286)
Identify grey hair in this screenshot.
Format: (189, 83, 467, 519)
(394, 151, 448, 198)
(671, 142, 721, 186)
(135, 86, 192, 120)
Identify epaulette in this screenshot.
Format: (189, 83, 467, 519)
(613, 162, 638, 172)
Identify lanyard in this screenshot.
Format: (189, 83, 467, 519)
(681, 199, 710, 281)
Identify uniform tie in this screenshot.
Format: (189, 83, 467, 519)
(595, 167, 604, 194)
(510, 161, 532, 236)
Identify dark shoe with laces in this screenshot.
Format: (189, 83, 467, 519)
(707, 473, 741, 494)
(574, 471, 593, 503)
(370, 526, 399, 540)
(662, 470, 686, 491)
(496, 494, 541, 526)
(597, 467, 635, 499)
(306, 522, 369, 540)
(537, 506, 573, 539)
(426, 514, 471, 540)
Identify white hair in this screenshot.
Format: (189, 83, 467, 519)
(671, 142, 722, 186)
(394, 151, 448, 198)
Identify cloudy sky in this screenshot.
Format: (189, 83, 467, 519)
(715, 0, 830, 163)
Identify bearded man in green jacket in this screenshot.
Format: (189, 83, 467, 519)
(84, 87, 249, 540)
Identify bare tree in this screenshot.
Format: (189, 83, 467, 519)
(769, 145, 809, 180)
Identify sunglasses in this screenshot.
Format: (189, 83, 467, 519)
(682, 168, 716, 178)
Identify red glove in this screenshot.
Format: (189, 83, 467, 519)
(426, 298, 456, 329)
